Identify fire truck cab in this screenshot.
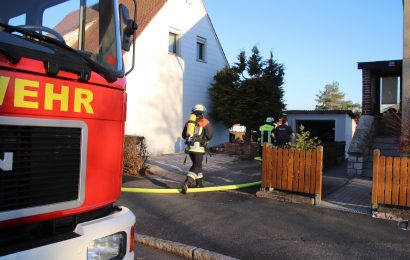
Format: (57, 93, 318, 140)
(0, 0, 137, 259)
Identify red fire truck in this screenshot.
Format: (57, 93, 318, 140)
(0, 0, 137, 259)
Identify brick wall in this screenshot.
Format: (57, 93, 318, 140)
(362, 69, 372, 115)
(224, 142, 259, 158)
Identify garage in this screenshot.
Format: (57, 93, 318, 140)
(286, 110, 357, 149)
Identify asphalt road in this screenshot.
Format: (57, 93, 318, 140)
(134, 243, 185, 260)
(119, 189, 410, 259)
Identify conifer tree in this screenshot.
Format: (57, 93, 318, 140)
(209, 46, 286, 135)
(209, 67, 240, 128)
(315, 82, 361, 113)
(247, 46, 263, 77)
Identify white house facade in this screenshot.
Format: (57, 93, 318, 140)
(124, 0, 228, 154)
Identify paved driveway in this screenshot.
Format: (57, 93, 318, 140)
(122, 153, 262, 189)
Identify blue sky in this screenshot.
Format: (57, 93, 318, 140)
(203, 0, 403, 110)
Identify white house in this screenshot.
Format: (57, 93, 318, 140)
(123, 0, 229, 154)
(285, 110, 358, 155)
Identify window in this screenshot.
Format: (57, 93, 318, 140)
(43, 0, 80, 49)
(196, 37, 206, 62)
(8, 13, 26, 26)
(169, 31, 179, 55)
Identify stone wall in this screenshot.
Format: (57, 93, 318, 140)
(347, 154, 367, 176)
(347, 115, 376, 176)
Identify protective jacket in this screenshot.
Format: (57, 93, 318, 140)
(259, 123, 275, 146)
(182, 117, 213, 153)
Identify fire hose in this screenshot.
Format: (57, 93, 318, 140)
(121, 181, 261, 194)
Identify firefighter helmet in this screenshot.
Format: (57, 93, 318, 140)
(192, 104, 206, 113)
(266, 117, 274, 123)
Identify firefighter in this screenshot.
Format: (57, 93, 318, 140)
(181, 104, 213, 194)
(259, 117, 276, 146)
(255, 117, 275, 160)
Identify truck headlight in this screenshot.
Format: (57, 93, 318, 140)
(87, 232, 126, 260)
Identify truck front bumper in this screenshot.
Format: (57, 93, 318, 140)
(3, 206, 136, 260)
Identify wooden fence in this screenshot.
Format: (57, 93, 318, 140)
(261, 145, 323, 204)
(372, 149, 410, 209)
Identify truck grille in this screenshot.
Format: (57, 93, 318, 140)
(0, 119, 85, 217)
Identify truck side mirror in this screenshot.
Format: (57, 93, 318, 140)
(119, 4, 137, 51)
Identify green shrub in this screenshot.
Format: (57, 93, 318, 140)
(288, 125, 321, 151)
(123, 135, 149, 176)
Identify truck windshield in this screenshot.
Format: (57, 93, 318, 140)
(0, 0, 123, 75)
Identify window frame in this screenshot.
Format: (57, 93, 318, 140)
(168, 28, 181, 56)
(196, 36, 206, 63)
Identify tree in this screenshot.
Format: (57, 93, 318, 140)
(209, 67, 240, 126)
(209, 46, 286, 135)
(247, 46, 263, 77)
(315, 82, 361, 113)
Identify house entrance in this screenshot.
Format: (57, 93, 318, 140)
(358, 60, 402, 124)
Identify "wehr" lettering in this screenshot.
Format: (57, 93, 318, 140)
(0, 76, 94, 114)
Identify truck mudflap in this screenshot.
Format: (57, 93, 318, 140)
(2, 207, 136, 260)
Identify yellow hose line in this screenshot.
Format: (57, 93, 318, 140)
(121, 181, 262, 194)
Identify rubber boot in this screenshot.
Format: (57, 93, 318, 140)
(196, 178, 203, 188)
(181, 177, 195, 194)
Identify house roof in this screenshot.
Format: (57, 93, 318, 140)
(120, 0, 167, 38)
(357, 59, 402, 77)
(285, 110, 356, 118)
(53, 0, 221, 45)
(202, 4, 228, 65)
(52, 0, 166, 46)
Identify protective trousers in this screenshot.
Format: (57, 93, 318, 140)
(185, 152, 204, 188)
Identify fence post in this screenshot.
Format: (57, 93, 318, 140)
(261, 144, 266, 190)
(263, 144, 272, 191)
(266, 144, 274, 191)
(270, 146, 277, 191)
(372, 149, 380, 210)
(314, 146, 323, 205)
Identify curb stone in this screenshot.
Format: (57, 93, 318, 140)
(135, 233, 239, 260)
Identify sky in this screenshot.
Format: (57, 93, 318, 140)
(203, 0, 403, 110)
